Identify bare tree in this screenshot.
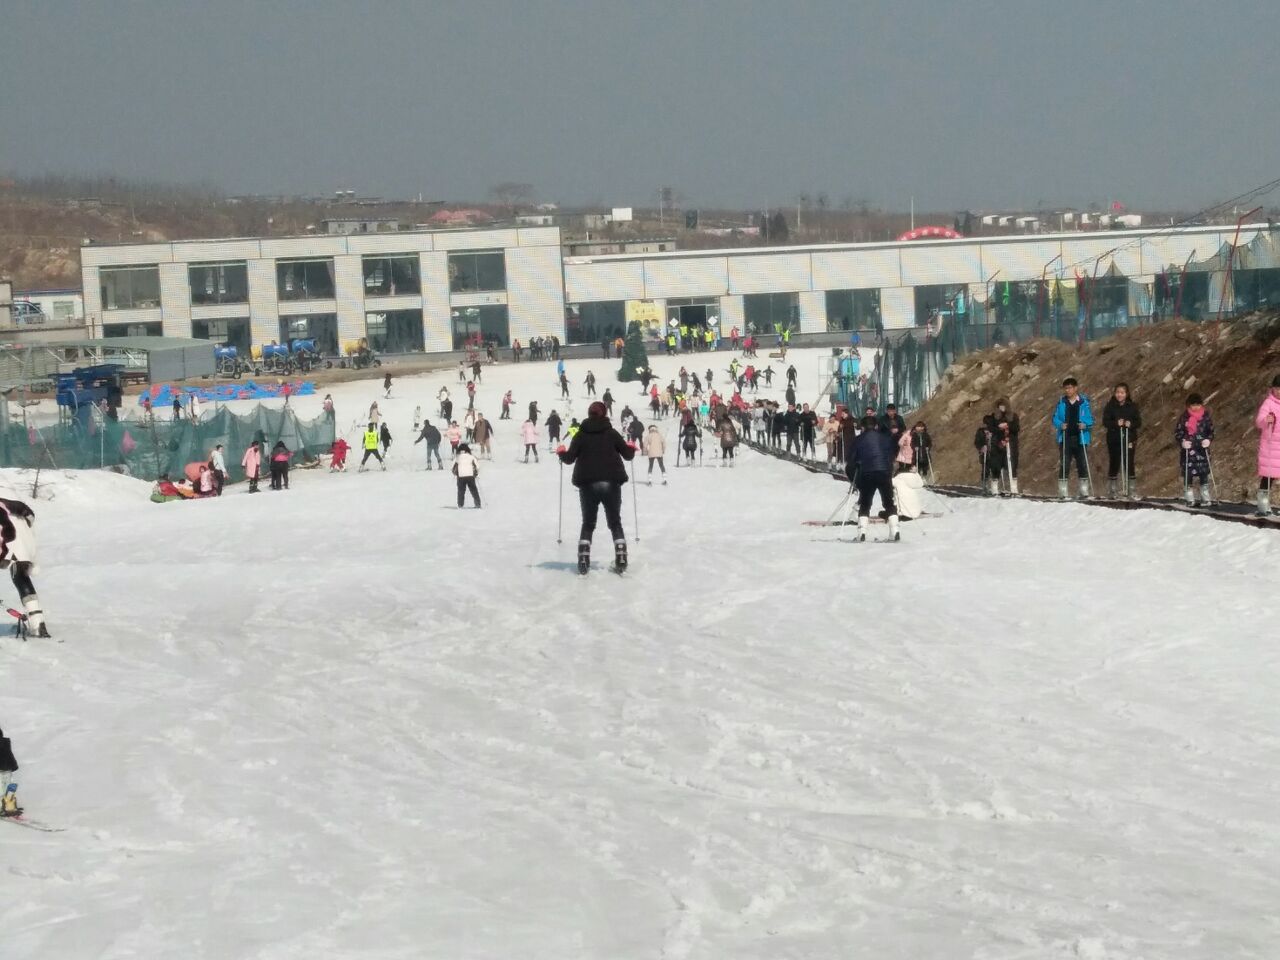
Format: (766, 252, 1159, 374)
(488, 182, 536, 217)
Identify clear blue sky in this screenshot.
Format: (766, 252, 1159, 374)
(3, 0, 1278, 211)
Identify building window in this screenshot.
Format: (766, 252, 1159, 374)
(825, 289, 881, 332)
(913, 284, 968, 326)
(565, 301, 625, 344)
(192, 317, 252, 353)
(278, 314, 339, 355)
(448, 251, 506, 293)
(103, 322, 163, 337)
(742, 292, 797, 334)
(52, 300, 77, 321)
(276, 259, 336, 301)
(189, 262, 249, 305)
(362, 255, 421, 296)
(451, 304, 509, 349)
(365, 309, 425, 353)
(100, 265, 160, 310)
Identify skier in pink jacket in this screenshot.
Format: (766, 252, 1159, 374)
(241, 440, 263, 493)
(1255, 374, 1280, 516)
(521, 419, 540, 463)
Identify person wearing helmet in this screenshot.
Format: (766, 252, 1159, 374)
(557, 400, 636, 574)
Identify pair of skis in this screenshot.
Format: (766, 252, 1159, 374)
(1, 784, 62, 832)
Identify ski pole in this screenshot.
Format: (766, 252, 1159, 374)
(1120, 426, 1128, 497)
(630, 458, 640, 542)
(1082, 439, 1094, 498)
(980, 446, 987, 492)
(1204, 445, 1215, 502)
(556, 461, 564, 544)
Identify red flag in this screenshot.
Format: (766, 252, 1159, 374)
(1111, 200, 1124, 212)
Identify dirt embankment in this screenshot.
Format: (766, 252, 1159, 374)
(912, 315, 1280, 500)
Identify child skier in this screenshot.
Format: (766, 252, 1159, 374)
(0, 725, 17, 816)
(521, 418, 540, 462)
(1255, 374, 1280, 516)
(1102, 383, 1141, 498)
(1175, 393, 1215, 506)
(330, 437, 350, 472)
(242, 440, 263, 492)
(992, 397, 1020, 494)
(679, 419, 700, 465)
(379, 422, 393, 456)
(910, 422, 933, 478)
(446, 421, 462, 457)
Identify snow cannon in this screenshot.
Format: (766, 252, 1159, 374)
(214, 345, 243, 378)
(341, 337, 379, 370)
(258, 342, 292, 374)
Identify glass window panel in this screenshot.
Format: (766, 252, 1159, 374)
(824, 289, 881, 332)
(277, 259, 335, 300)
(366, 309, 424, 353)
(278, 314, 339, 355)
(189, 262, 248, 305)
(451, 304, 509, 349)
(100, 266, 160, 310)
(448, 251, 506, 293)
(742, 292, 797, 334)
(362, 255, 421, 296)
(565, 301, 625, 344)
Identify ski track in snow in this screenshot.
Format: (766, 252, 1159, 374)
(2, 350, 1279, 959)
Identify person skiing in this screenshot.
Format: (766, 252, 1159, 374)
(0, 496, 50, 638)
(585, 371, 597, 396)
(379, 421, 393, 456)
(0, 725, 18, 816)
(546, 409, 563, 451)
(441, 397, 453, 424)
(463, 409, 476, 442)
(471, 359, 483, 384)
(991, 397, 1020, 494)
(974, 414, 1004, 496)
(521, 418, 540, 462)
(528, 400, 540, 427)
(413, 405, 422, 430)
(786, 364, 798, 388)
(644, 424, 667, 482)
(1255, 373, 1280, 516)
(446, 421, 462, 457)
(1052, 377, 1094, 499)
(601, 388, 614, 417)
(368, 400, 381, 424)
(414, 419, 444, 469)
(880, 403, 906, 438)
(846, 415, 900, 541)
(763, 366, 774, 387)
(626, 415, 645, 447)
(330, 436, 350, 472)
(1175, 393, 1215, 507)
(210, 443, 227, 495)
(501, 390, 513, 420)
(452, 443, 481, 508)
(557, 400, 636, 574)
(679, 417, 700, 465)
(269, 441, 292, 490)
(799, 403, 818, 459)
(472, 412, 493, 460)
(466, 380, 477, 411)
(383, 372, 393, 398)
(1102, 383, 1141, 498)
(717, 416, 739, 464)
(242, 440, 263, 492)
(910, 422, 933, 478)
(559, 371, 571, 400)
(359, 423, 385, 472)
(437, 386, 450, 417)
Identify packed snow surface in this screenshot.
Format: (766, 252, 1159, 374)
(2, 349, 1278, 959)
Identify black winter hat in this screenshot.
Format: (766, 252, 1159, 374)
(1272, 373, 1280, 387)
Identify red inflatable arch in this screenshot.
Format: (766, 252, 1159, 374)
(897, 226, 964, 242)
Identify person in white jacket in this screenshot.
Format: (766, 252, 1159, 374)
(452, 443, 481, 508)
(0, 497, 49, 638)
(644, 425, 667, 483)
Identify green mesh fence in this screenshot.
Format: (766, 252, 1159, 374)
(0, 404, 335, 482)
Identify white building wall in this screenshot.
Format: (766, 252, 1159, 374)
(797, 290, 826, 333)
(643, 256, 729, 299)
(505, 245, 565, 344)
(421, 252, 452, 352)
(247, 258, 279, 346)
(333, 255, 365, 344)
(811, 249, 901, 290)
(880, 287, 915, 328)
(719, 295, 744, 333)
(82, 266, 102, 322)
(158, 262, 191, 337)
(727, 253, 811, 294)
(564, 260, 645, 302)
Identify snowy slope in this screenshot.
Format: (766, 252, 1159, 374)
(2, 350, 1278, 960)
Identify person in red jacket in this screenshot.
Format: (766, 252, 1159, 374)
(330, 437, 350, 472)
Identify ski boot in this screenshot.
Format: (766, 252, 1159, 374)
(1183, 485, 1197, 507)
(613, 539, 628, 574)
(984, 478, 999, 497)
(1078, 478, 1091, 499)
(1107, 477, 1119, 499)
(1, 782, 19, 818)
(1008, 477, 1019, 496)
(577, 540, 591, 575)
(856, 516, 869, 542)
(888, 515, 901, 542)
(1257, 490, 1272, 518)
(1057, 479, 1070, 500)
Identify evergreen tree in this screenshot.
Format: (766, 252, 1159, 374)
(617, 320, 650, 383)
(769, 211, 789, 242)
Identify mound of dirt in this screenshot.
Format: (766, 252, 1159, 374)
(911, 315, 1280, 501)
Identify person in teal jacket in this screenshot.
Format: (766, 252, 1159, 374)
(1052, 377, 1094, 498)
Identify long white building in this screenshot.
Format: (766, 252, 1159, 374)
(77, 222, 1280, 356)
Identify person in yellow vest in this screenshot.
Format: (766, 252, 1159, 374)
(358, 422, 386, 472)
(704, 327, 714, 350)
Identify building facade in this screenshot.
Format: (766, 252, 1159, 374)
(78, 222, 1280, 356)
(80, 226, 565, 355)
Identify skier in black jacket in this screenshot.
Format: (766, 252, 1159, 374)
(992, 397, 1020, 495)
(846, 417, 900, 541)
(879, 404, 906, 438)
(558, 401, 637, 573)
(974, 414, 1005, 495)
(798, 404, 819, 458)
(782, 403, 802, 456)
(546, 410, 563, 451)
(414, 420, 444, 469)
(1101, 383, 1141, 498)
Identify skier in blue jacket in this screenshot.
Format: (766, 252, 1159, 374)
(1051, 377, 1095, 499)
(846, 417, 901, 541)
